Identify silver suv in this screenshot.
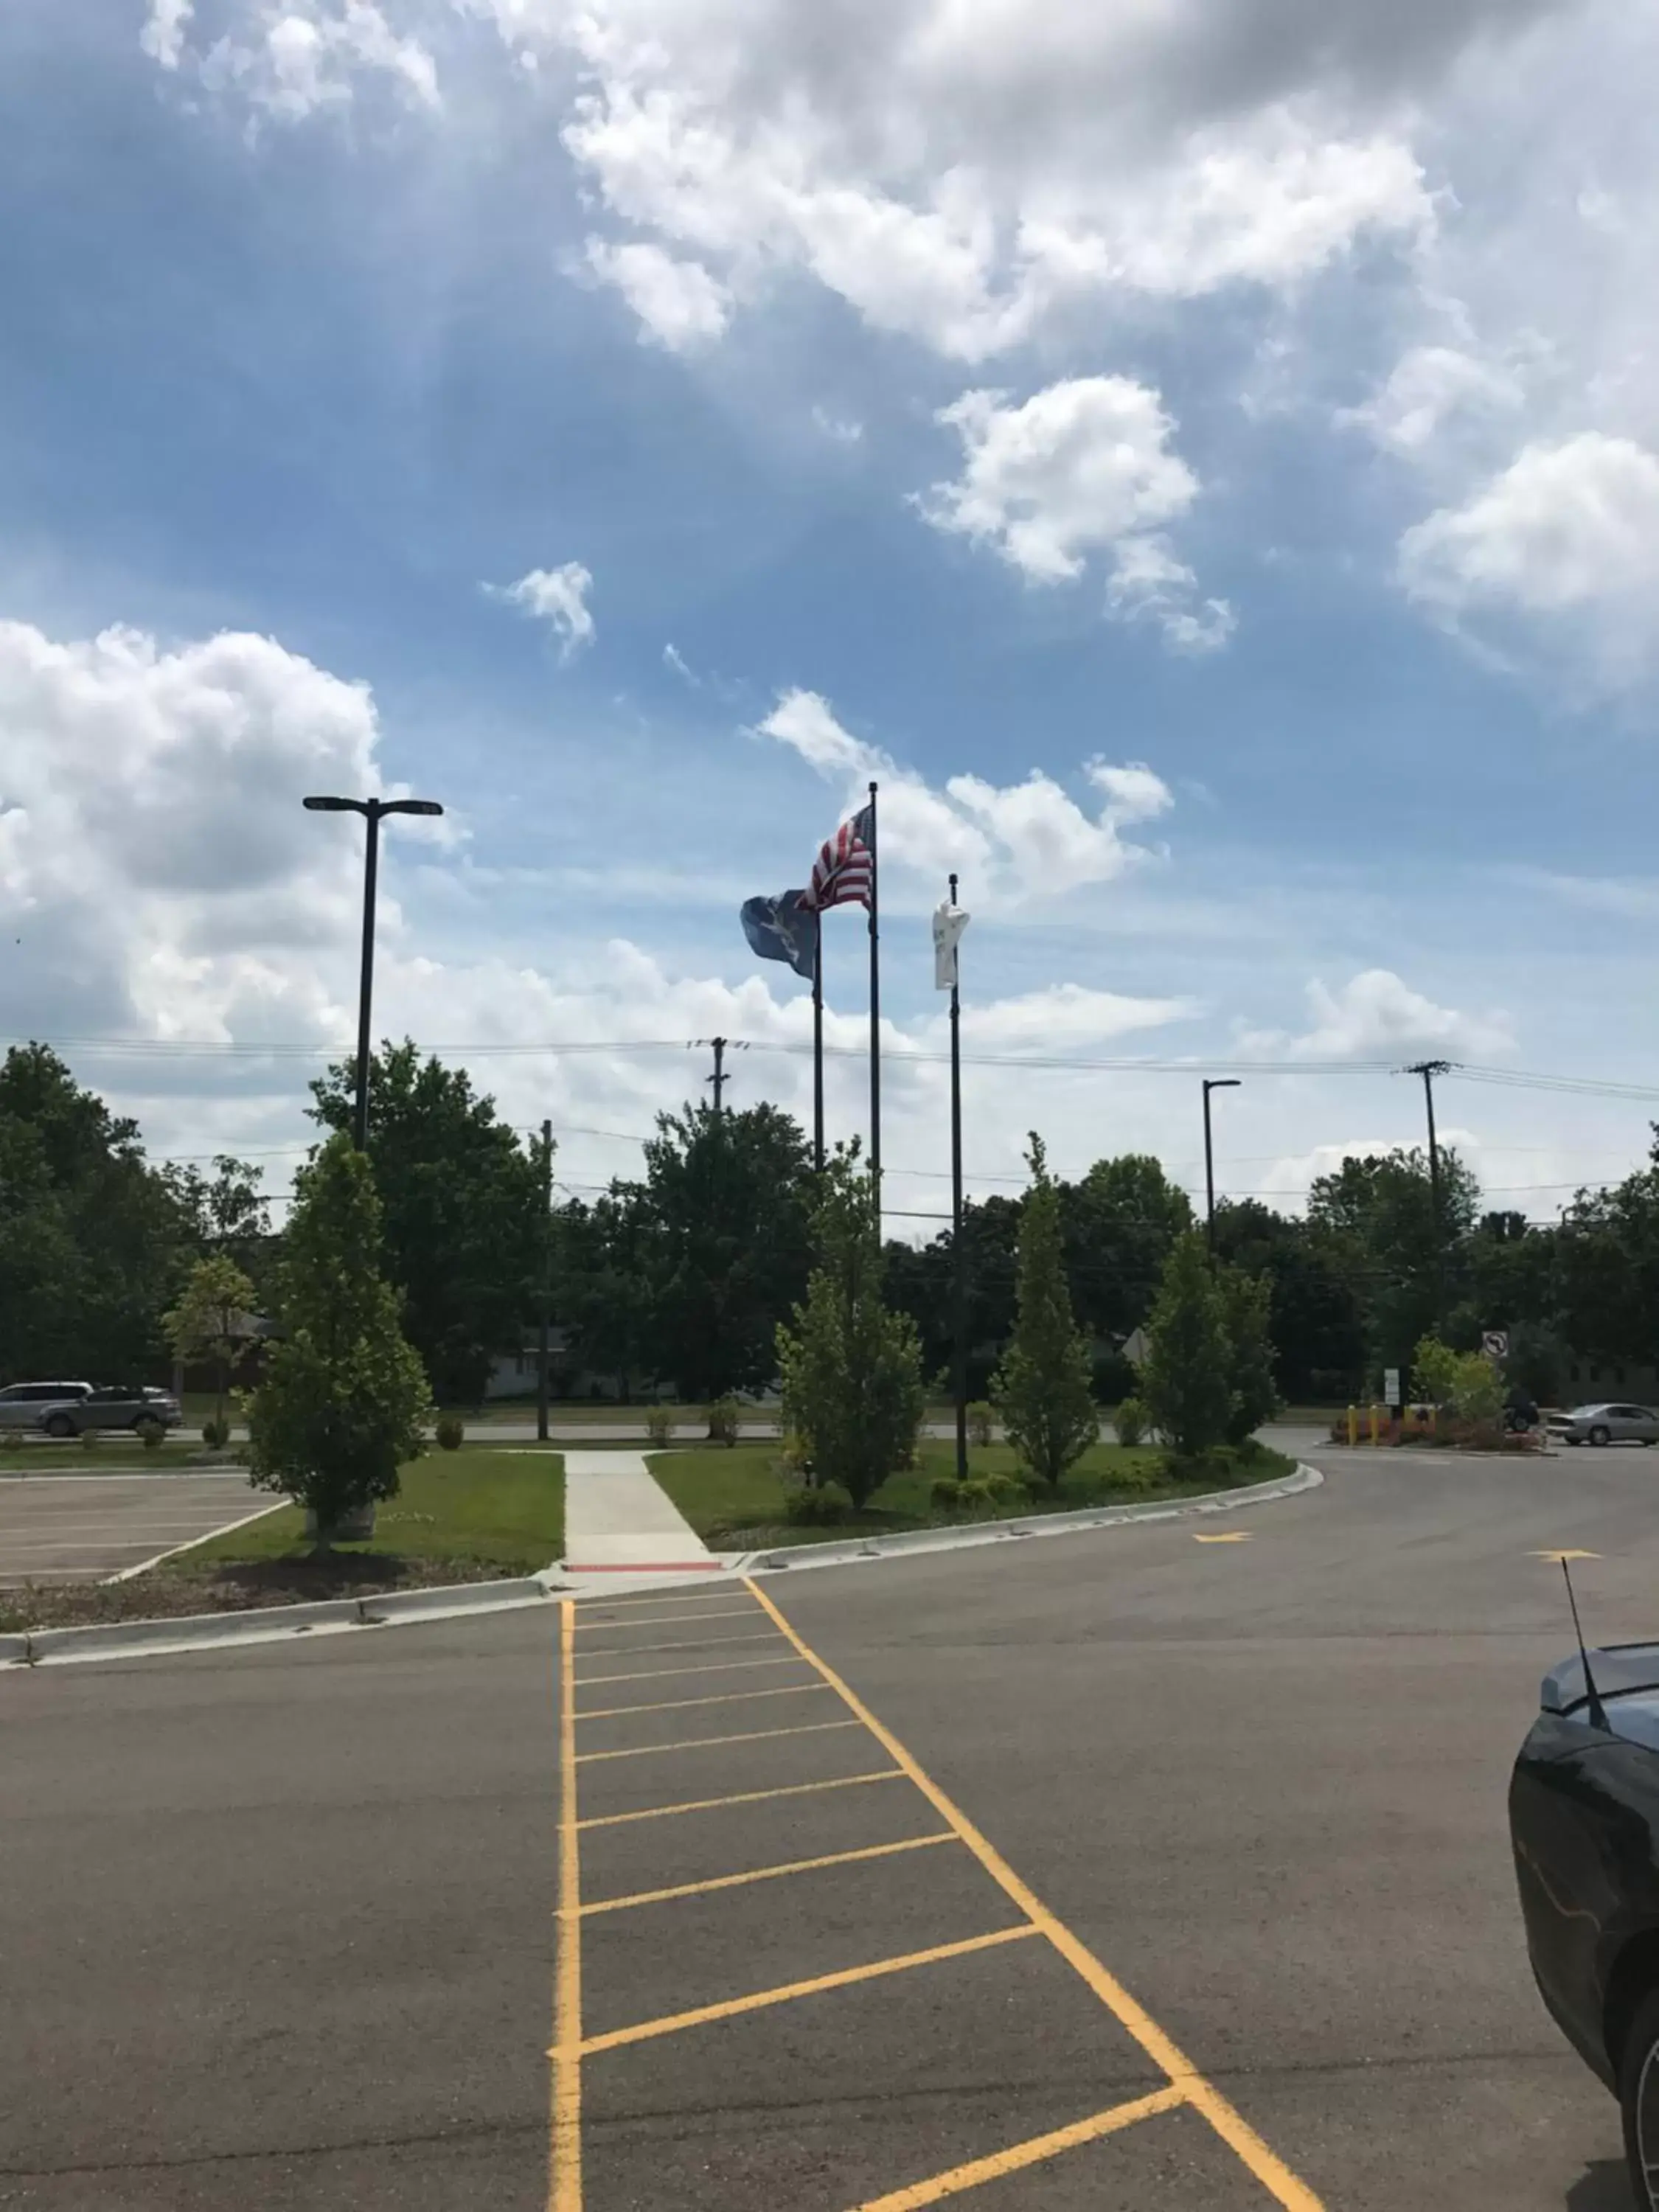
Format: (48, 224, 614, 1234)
(0, 1382, 182, 1438)
(0, 1382, 93, 1435)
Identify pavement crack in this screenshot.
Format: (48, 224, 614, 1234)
(0, 2115, 544, 2180)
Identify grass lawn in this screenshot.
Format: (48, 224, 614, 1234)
(0, 1437, 224, 1475)
(653, 1439, 1290, 1548)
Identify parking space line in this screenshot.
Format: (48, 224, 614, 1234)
(746, 1580, 1328, 2212)
(577, 1630, 782, 1660)
(562, 1926, 1040, 2058)
(553, 1601, 582, 2212)
(574, 1606, 762, 1632)
(570, 1585, 748, 1613)
(844, 2084, 1188, 2211)
(574, 1719, 860, 1765)
(575, 1771, 907, 1831)
(577, 1655, 805, 1688)
(577, 1683, 832, 1720)
(577, 1833, 959, 1917)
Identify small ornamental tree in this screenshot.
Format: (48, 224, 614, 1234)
(1411, 1332, 1461, 1410)
(164, 1252, 257, 1438)
(246, 1135, 431, 1547)
(1142, 1231, 1231, 1460)
(1218, 1262, 1278, 1445)
(992, 1134, 1098, 1489)
(776, 1150, 924, 1509)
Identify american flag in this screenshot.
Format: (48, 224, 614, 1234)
(804, 804, 874, 911)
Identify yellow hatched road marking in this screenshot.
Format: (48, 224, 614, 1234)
(575, 1719, 860, 1765)
(574, 1585, 749, 1613)
(577, 1682, 832, 1722)
(551, 1600, 582, 2212)
(574, 1605, 762, 1632)
(746, 1579, 1329, 2212)
(1533, 1548, 1601, 1562)
(845, 2084, 1188, 2211)
(576, 1770, 906, 1832)
(1192, 1532, 1253, 1544)
(560, 1926, 1040, 2058)
(577, 1655, 806, 1688)
(577, 1833, 958, 1917)
(577, 1630, 781, 1660)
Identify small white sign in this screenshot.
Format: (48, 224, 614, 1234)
(1383, 1368, 1402, 1407)
(1482, 1329, 1509, 1361)
(933, 900, 970, 990)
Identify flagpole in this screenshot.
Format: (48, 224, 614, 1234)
(866, 778, 880, 1228)
(949, 872, 967, 1484)
(812, 925, 824, 1173)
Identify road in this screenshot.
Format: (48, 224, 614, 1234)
(0, 1469, 282, 1585)
(1, 1440, 1649, 2209)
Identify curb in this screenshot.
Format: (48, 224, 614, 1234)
(727, 1462, 1324, 1576)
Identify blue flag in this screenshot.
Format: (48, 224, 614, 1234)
(740, 890, 818, 980)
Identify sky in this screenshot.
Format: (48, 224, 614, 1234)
(3, 0, 1659, 1235)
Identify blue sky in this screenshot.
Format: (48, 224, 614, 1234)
(3, 0, 1659, 1226)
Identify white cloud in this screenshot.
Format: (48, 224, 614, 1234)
(156, 0, 439, 120)
(811, 406, 864, 446)
(1237, 969, 1514, 1062)
(1343, 344, 1525, 456)
(141, 0, 194, 70)
(584, 239, 731, 352)
(917, 376, 1228, 650)
(756, 687, 1172, 906)
(488, 563, 596, 659)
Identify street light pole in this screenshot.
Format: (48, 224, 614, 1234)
(303, 793, 444, 1150)
(1202, 1077, 1241, 1254)
(948, 873, 967, 1485)
(1405, 1059, 1451, 1333)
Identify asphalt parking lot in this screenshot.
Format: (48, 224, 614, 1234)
(0, 1470, 276, 1584)
(4, 1443, 1656, 2208)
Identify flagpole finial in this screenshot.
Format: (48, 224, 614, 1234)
(948, 872, 958, 903)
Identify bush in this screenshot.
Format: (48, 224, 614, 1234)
(80, 1427, 100, 1452)
(1115, 1395, 1147, 1447)
(706, 1396, 741, 1447)
(784, 1481, 852, 1526)
(967, 1401, 995, 1447)
(644, 1405, 674, 1447)
(201, 1416, 230, 1449)
(931, 1471, 1026, 1518)
(136, 1417, 165, 1450)
(0, 1428, 23, 1455)
(434, 1413, 465, 1452)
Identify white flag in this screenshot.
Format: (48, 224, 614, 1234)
(933, 899, 970, 990)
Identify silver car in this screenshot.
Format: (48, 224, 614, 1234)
(1548, 1401, 1659, 1447)
(0, 1381, 93, 1434)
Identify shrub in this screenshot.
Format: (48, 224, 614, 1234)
(993, 1135, 1098, 1489)
(1114, 1395, 1147, 1447)
(644, 1405, 674, 1447)
(930, 1475, 964, 1512)
(0, 1428, 22, 1455)
(967, 1401, 995, 1447)
(80, 1427, 100, 1452)
(201, 1416, 230, 1450)
(784, 1481, 852, 1526)
(139, 1419, 165, 1452)
(434, 1413, 465, 1452)
(706, 1396, 741, 1447)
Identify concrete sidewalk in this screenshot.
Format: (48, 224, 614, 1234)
(561, 1451, 717, 1574)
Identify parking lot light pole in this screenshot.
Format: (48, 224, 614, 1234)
(303, 795, 444, 1150)
(1203, 1078, 1241, 1254)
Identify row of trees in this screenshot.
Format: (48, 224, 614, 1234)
(7, 1037, 1659, 1410)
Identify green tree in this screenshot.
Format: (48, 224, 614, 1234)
(1411, 1332, 1461, 1408)
(886, 1193, 1023, 1401)
(776, 1150, 925, 1509)
(1309, 1147, 1481, 1375)
(310, 1043, 541, 1405)
(164, 1253, 258, 1434)
(1211, 1199, 1366, 1401)
(246, 1135, 431, 1545)
(992, 1134, 1099, 1489)
(1217, 1262, 1278, 1444)
(1060, 1152, 1194, 1344)
(1142, 1231, 1232, 1459)
(167, 1155, 273, 1287)
(1555, 1150, 1659, 1370)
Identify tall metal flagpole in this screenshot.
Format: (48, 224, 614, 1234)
(812, 926, 824, 1172)
(949, 874, 967, 1484)
(866, 779, 880, 1225)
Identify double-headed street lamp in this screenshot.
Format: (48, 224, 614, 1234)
(303, 793, 444, 1150)
(1202, 1077, 1242, 1253)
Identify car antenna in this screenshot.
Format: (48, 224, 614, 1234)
(1562, 1558, 1611, 1731)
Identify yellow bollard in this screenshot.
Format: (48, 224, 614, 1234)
(1369, 1402, 1380, 1446)
(1347, 1404, 1358, 1447)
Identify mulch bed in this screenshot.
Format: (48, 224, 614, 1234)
(0, 1554, 522, 1632)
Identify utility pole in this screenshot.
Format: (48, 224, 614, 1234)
(947, 874, 967, 1484)
(1202, 1077, 1241, 1256)
(1405, 1059, 1451, 1333)
(706, 1037, 728, 1116)
(537, 1118, 553, 1444)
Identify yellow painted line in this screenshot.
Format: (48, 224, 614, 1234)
(1533, 1549, 1601, 1562)
(577, 1832, 958, 1916)
(846, 2083, 1188, 2211)
(1192, 1531, 1253, 1544)
(577, 1630, 782, 1660)
(577, 1655, 806, 1688)
(574, 1719, 860, 1765)
(550, 1599, 582, 2212)
(574, 1605, 762, 1632)
(577, 1682, 832, 1721)
(747, 1580, 1329, 2212)
(576, 1770, 906, 1831)
(561, 1925, 1039, 2057)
